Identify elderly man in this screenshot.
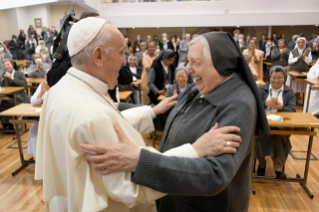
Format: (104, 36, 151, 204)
(81, 32, 270, 212)
(237, 34, 247, 51)
(135, 42, 147, 67)
(178, 33, 191, 64)
(35, 18, 242, 211)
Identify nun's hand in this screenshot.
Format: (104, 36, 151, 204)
(303, 50, 308, 58)
(298, 52, 302, 59)
(192, 123, 242, 157)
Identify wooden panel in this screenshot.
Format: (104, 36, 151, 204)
(306, 79, 319, 86)
(0, 87, 25, 95)
(119, 91, 132, 102)
(26, 78, 45, 84)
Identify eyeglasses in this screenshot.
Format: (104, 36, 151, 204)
(270, 77, 284, 81)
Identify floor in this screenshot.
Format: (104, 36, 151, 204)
(0, 106, 318, 211)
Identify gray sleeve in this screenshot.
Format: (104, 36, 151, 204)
(281, 89, 296, 112)
(131, 96, 256, 196)
(284, 49, 290, 60)
(40, 63, 51, 75)
(12, 72, 27, 87)
(4, 53, 12, 60)
(118, 102, 142, 111)
(148, 67, 160, 95)
(271, 49, 280, 61)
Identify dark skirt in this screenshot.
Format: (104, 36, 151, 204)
(254, 128, 292, 165)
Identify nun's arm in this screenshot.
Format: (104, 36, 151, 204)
(270, 49, 280, 61)
(281, 89, 296, 112)
(303, 51, 313, 64)
(288, 52, 298, 65)
(148, 67, 160, 95)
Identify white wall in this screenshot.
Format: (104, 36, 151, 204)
(5, 9, 19, 38)
(0, 10, 10, 41)
(99, 0, 319, 28)
(27, 5, 51, 34)
(16, 7, 29, 34)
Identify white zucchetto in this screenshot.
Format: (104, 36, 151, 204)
(68, 17, 107, 57)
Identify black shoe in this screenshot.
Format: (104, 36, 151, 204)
(275, 171, 287, 179)
(257, 166, 266, 176)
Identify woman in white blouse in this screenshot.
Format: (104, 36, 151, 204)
(28, 70, 50, 157)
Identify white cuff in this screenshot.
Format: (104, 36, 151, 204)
(148, 106, 156, 119)
(186, 143, 200, 158)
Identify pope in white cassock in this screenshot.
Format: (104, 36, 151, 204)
(304, 59, 319, 115)
(35, 18, 241, 212)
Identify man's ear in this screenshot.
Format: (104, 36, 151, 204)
(92, 47, 104, 68)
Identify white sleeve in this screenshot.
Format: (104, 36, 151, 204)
(288, 52, 298, 65)
(143, 143, 199, 158)
(307, 66, 318, 79)
(303, 51, 313, 64)
(30, 83, 43, 106)
(121, 106, 155, 135)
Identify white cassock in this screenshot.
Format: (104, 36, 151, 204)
(304, 60, 319, 114)
(35, 67, 198, 212)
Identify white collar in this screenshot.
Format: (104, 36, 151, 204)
(269, 84, 283, 93)
(68, 67, 109, 95)
(160, 61, 168, 69)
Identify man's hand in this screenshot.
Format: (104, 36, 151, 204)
(192, 123, 241, 157)
(152, 95, 177, 116)
(158, 89, 165, 95)
(4, 72, 13, 80)
(80, 124, 141, 175)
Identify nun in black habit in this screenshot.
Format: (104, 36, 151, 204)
(81, 32, 270, 212)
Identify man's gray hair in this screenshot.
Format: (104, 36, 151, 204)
(189, 36, 212, 65)
(71, 25, 112, 66)
(162, 33, 167, 37)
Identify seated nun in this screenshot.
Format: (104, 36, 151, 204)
(271, 39, 290, 67)
(35, 40, 46, 54)
(28, 69, 50, 157)
(0, 60, 29, 129)
(244, 55, 258, 80)
(286, 37, 312, 102)
(255, 66, 296, 179)
(39, 47, 53, 66)
(148, 49, 176, 104)
(304, 60, 319, 115)
(35, 18, 240, 212)
(165, 66, 190, 98)
(28, 53, 51, 78)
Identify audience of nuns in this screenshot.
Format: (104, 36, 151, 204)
(0, 60, 29, 130)
(165, 66, 190, 98)
(148, 49, 176, 104)
(255, 66, 296, 179)
(304, 59, 319, 115)
(243, 39, 264, 80)
(271, 39, 290, 67)
(0, 42, 13, 76)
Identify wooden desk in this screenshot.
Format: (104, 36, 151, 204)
(288, 72, 307, 87)
(26, 78, 45, 98)
(0, 104, 41, 176)
(305, 79, 319, 112)
(14, 60, 27, 68)
(132, 79, 142, 103)
(251, 112, 319, 199)
(119, 91, 132, 102)
(22, 70, 28, 76)
(0, 87, 25, 105)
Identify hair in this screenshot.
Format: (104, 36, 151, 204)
(238, 34, 245, 39)
(189, 36, 212, 65)
(2, 59, 17, 70)
(292, 35, 299, 41)
(80, 12, 100, 20)
(162, 33, 167, 37)
(175, 67, 188, 76)
(71, 24, 112, 66)
(40, 47, 48, 53)
(249, 39, 257, 44)
(270, 67, 285, 78)
(233, 29, 240, 34)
